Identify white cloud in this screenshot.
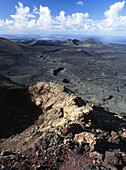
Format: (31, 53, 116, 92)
(0, 1, 126, 35)
(11, 2, 35, 19)
(0, 20, 4, 27)
(55, 11, 89, 32)
(8, 2, 36, 32)
(76, 1, 84, 6)
(100, 1, 126, 31)
(56, 12, 89, 26)
(104, 1, 125, 19)
(36, 5, 52, 29)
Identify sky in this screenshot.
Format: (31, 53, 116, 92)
(0, 0, 126, 36)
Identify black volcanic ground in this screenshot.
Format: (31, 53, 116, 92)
(0, 37, 126, 117)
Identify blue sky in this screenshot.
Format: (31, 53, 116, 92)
(0, 0, 126, 35)
(0, 0, 112, 19)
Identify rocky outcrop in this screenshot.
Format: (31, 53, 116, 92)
(28, 81, 93, 132)
(74, 132, 96, 151)
(0, 81, 126, 169)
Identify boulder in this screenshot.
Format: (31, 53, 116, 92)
(74, 132, 96, 151)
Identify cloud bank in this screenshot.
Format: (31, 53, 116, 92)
(0, 1, 126, 35)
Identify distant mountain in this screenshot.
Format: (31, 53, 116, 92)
(83, 38, 103, 45)
(0, 37, 23, 53)
(29, 39, 83, 47)
(70, 38, 103, 47)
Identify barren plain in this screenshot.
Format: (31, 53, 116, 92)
(0, 37, 126, 115)
(0, 37, 126, 169)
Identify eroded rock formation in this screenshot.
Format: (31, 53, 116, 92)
(28, 81, 94, 132)
(0, 81, 126, 169)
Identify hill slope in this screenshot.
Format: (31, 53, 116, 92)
(0, 81, 126, 169)
(84, 38, 103, 45)
(0, 37, 23, 53)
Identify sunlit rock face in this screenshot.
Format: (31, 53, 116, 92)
(28, 81, 93, 131)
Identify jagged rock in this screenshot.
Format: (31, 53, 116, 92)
(28, 81, 93, 132)
(74, 132, 96, 151)
(122, 131, 126, 138)
(103, 150, 124, 169)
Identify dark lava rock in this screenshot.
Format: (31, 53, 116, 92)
(53, 67, 64, 76)
(62, 78, 70, 83)
(63, 123, 84, 136)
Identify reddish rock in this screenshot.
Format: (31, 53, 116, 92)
(0, 81, 126, 169)
(74, 132, 96, 151)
